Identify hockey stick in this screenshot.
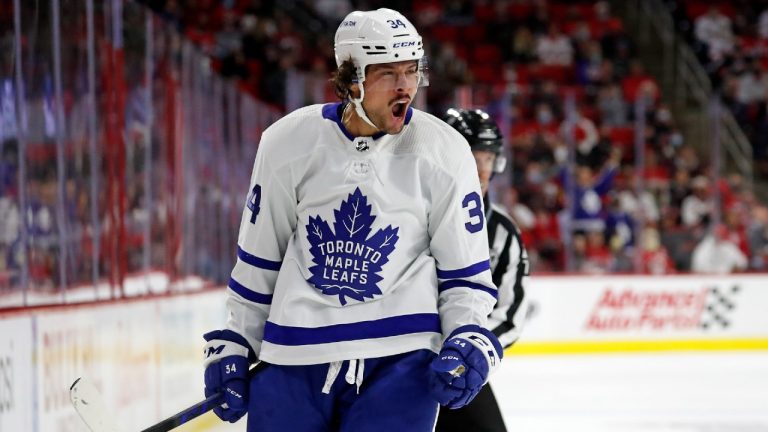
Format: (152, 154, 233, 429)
(70, 362, 267, 432)
(70, 377, 121, 432)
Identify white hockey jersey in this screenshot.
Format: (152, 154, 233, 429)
(226, 103, 497, 365)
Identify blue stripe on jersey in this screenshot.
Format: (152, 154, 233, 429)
(228, 277, 273, 305)
(237, 246, 282, 271)
(263, 313, 441, 346)
(436, 260, 491, 279)
(438, 280, 498, 298)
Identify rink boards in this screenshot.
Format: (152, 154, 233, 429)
(1, 274, 767, 431)
(0, 292, 231, 431)
(512, 274, 768, 355)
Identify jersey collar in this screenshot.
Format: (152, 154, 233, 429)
(322, 102, 413, 141)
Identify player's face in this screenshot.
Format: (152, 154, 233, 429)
(362, 61, 419, 134)
(473, 149, 495, 196)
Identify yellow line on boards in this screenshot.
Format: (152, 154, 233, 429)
(505, 339, 768, 355)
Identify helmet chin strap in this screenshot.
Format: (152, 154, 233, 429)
(350, 77, 420, 132)
(350, 84, 379, 130)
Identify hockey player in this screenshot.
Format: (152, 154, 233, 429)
(201, 9, 503, 432)
(435, 108, 530, 432)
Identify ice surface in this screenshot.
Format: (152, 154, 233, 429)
(199, 352, 768, 431)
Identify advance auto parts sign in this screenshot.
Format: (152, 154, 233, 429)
(586, 287, 710, 331)
(586, 282, 744, 334)
(521, 275, 768, 342)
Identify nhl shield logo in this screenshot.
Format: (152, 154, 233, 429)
(306, 188, 399, 305)
(355, 138, 370, 152)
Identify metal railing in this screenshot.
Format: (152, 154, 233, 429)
(614, 0, 754, 187)
(0, 0, 281, 308)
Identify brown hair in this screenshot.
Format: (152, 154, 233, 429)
(329, 59, 358, 101)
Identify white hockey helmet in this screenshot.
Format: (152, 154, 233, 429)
(334, 9, 428, 129)
(334, 8, 427, 86)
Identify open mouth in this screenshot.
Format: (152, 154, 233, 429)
(391, 99, 409, 119)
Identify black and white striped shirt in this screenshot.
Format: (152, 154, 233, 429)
(484, 197, 529, 349)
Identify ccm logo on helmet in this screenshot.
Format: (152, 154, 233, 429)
(341, 20, 356, 27)
(393, 41, 416, 48)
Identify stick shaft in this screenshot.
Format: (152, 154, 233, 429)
(139, 362, 267, 432)
(140, 392, 225, 432)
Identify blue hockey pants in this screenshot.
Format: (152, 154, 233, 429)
(247, 349, 439, 432)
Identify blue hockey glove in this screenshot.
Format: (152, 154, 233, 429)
(203, 329, 256, 423)
(428, 325, 503, 409)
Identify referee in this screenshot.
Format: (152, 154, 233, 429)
(436, 108, 530, 432)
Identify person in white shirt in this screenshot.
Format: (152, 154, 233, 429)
(681, 176, 714, 228)
(535, 23, 574, 66)
(758, 8, 768, 39)
(691, 224, 747, 273)
(694, 6, 735, 62)
(736, 66, 768, 105)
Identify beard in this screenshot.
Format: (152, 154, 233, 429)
(360, 91, 413, 135)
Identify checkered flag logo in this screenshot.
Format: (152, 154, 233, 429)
(700, 285, 740, 330)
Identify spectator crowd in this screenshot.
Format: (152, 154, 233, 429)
(3, 0, 768, 296)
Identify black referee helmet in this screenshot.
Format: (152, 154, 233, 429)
(442, 108, 506, 172)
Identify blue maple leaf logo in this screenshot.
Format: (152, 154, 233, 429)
(306, 187, 399, 306)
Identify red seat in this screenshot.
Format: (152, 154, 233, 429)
(549, 4, 569, 21)
(608, 126, 634, 147)
(432, 25, 459, 42)
(463, 24, 486, 42)
(512, 65, 531, 84)
(576, 4, 595, 20)
(453, 44, 469, 60)
(470, 64, 502, 83)
(684, 1, 736, 19)
(561, 21, 583, 37)
(473, 44, 502, 64)
(247, 60, 262, 79)
(579, 106, 599, 123)
(508, 3, 533, 19)
(474, 3, 495, 22)
(510, 121, 540, 138)
(549, 3, 594, 22)
(535, 64, 574, 84)
(589, 18, 624, 37)
(741, 36, 765, 58)
(559, 86, 586, 104)
(210, 58, 222, 73)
